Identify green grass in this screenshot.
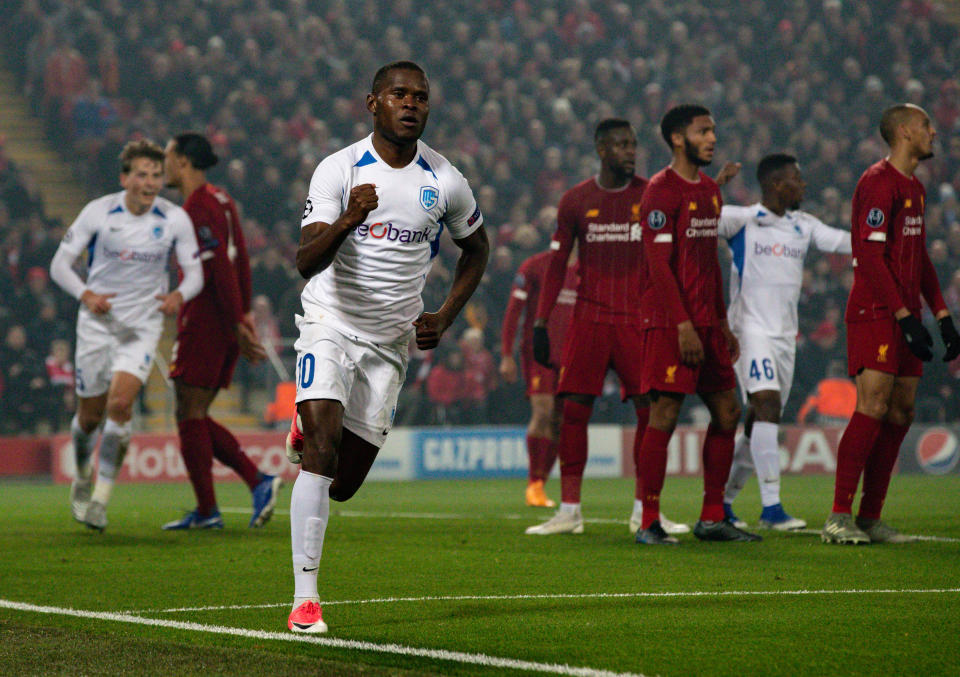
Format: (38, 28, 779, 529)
(1, 475, 959, 676)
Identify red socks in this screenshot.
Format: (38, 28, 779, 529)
(526, 435, 557, 482)
(701, 424, 735, 522)
(638, 427, 671, 529)
(177, 418, 217, 516)
(207, 417, 260, 489)
(633, 406, 650, 500)
(558, 400, 592, 503)
(858, 420, 909, 520)
(832, 412, 883, 514)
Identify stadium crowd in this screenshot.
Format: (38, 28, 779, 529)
(2, 0, 960, 432)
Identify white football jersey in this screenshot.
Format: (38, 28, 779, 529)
(300, 134, 483, 342)
(57, 191, 199, 327)
(721, 203, 851, 337)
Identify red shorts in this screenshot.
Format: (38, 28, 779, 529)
(522, 357, 559, 396)
(847, 317, 923, 378)
(169, 329, 240, 390)
(641, 326, 737, 395)
(556, 318, 645, 397)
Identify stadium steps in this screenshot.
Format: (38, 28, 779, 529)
(0, 69, 88, 225)
(140, 317, 263, 432)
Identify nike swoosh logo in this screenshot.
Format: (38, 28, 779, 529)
(293, 621, 314, 629)
(302, 566, 318, 572)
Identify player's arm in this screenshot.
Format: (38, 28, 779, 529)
(714, 162, 741, 187)
(297, 184, 377, 278)
(49, 204, 115, 314)
(532, 196, 576, 365)
(919, 246, 960, 361)
(714, 254, 739, 362)
(157, 210, 204, 316)
(415, 225, 489, 350)
(809, 216, 852, 255)
(642, 190, 701, 365)
(499, 267, 528, 383)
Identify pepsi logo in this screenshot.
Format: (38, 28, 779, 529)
(915, 429, 958, 474)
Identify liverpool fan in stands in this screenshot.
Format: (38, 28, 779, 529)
(500, 245, 578, 507)
(635, 105, 760, 545)
(720, 154, 851, 531)
(161, 132, 279, 531)
(49, 140, 202, 532)
(823, 104, 960, 544)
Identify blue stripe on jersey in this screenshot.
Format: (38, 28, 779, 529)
(728, 226, 746, 290)
(430, 220, 444, 259)
(108, 205, 123, 214)
(152, 205, 166, 218)
(416, 156, 437, 179)
(87, 233, 98, 268)
(354, 151, 377, 167)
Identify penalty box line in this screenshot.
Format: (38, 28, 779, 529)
(0, 598, 643, 677)
(133, 587, 960, 615)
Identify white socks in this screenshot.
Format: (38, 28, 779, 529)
(71, 415, 99, 480)
(750, 422, 782, 507)
(724, 434, 754, 503)
(291, 471, 332, 603)
(91, 418, 131, 505)
(559, 502, 580, 515)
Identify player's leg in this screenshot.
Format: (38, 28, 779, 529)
(328, 428, 380, 501)
(856, 375, 919, 543)
(633, 390, 682, 544)
(70, 393, 106, 522)
(723, 405, 753, 527)
(83, 371, 141, 531)
(748, 389, 798, 530)
(288, 397, 341, 634)
(525, 392, 557, 507)
(823, 368, 893, 544)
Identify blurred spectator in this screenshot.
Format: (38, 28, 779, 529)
(0, 324, 47, 433)
(426, 342, 467, 424)
(459, 327, 496, 424)
(44, 337, 75, 429)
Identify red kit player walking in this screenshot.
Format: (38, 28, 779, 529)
(499, 248, 578, 507)
(822, 104, 960, 544)
(161, 132, 279, 530)
(635, 105, 761, 545)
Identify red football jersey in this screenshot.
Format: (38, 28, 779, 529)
(179, 183, 252, 333)
(501, 251, 578, 365)
(639, 167, 726, 328)
(535, 175, 648, 324)
(845, 159, 946, 323)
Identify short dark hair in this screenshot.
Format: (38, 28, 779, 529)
(594, 118, 633, 143)
(659, 104, 711, 148)
(119, 139, 164, 173)
(756, 153, 798, 188)
(879, 103, 920, 145)
(172, 132, 219, 170)
(371, 61, 427, 94)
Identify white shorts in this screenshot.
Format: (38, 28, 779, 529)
(733, 332, 796, 407)
(74, 310, 163, 397)
(294, 317, 409, 448)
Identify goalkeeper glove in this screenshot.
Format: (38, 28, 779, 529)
(898, 314, 933, 362)
(939, 316, 960, 362)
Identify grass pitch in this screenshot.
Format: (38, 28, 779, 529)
(1, 474, 959, 676)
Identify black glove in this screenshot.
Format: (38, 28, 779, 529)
(939, 316, 960, 362)
(898, 314, 933, 361)
(532, 325, 551, 367)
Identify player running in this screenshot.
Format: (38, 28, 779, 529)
(635, 104, 761, 545)
(719, 154, 851, 531)
(523, 119, 690, 538)
(823, 104, 960, 544)
(50, 140, 202, 532)
(499, 247, 578, 507)
(161, 132, 280, 531)
(285, 61, 488, 633)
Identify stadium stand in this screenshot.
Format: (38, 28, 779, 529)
(1, 0, 960, 431)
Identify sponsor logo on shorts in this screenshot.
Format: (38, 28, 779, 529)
(916, 429, 959, 474)
(866, 208, 885, 228)
(665, 365, 677, 383)
(877, 344, 888, 363)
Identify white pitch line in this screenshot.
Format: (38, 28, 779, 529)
(0, 598, 643, 677)
(218, 506, 960, 541)
(133, 587, 960, 615)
